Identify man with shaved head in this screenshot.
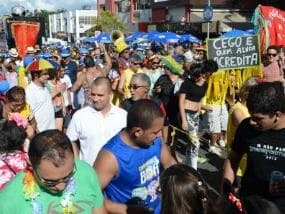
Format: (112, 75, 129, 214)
(67, 77, 127, 166)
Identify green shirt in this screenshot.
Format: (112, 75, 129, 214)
(0, 160, 104, 213)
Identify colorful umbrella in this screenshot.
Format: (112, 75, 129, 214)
(26, 59, 54, 72)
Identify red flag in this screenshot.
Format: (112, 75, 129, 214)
(11, 21, 40, 59)
(259, 6, 285, 46)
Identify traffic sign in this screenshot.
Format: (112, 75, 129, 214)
(203, 5, 213, 22)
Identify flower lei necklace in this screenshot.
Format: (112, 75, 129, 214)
(23, 169, 76, 214)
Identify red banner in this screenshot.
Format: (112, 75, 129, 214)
(11, 21, 40, 58)
(260, 5, 285, 46)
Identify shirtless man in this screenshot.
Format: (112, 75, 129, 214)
(71, 44, 112, 106)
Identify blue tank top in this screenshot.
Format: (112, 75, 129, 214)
(103, 133, 162, 214)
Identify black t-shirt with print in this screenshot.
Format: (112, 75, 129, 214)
(232, 118, 285, 211)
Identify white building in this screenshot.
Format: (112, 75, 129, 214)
(48, 10, 97, 43)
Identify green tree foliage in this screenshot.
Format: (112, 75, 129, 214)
(93, 10, 126, 33)
(34, 10, 54, 37)
(35, 9, 67, 37)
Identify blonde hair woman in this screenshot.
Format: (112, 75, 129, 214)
(226, 77, 258, 182)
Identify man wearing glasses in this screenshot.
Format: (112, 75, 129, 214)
(262, 45, 284, 82)
(121, 73, 166, 115)
(0, 130, 106, 213)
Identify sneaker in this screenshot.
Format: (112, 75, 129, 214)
(209, 146, 227, 158)
(208, 145, 218, 153)
(218, 140, 226, 148)
(198, 156, 208, 164)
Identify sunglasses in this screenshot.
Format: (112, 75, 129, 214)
(152, 61, 160, 65)
(268, 53, 277, 57)
(197, 52, 205, 55)
(132, 62, 141, 66)
(34, 165, 76, 187)
(128, 84, 147, 90)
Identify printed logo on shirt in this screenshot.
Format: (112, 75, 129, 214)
(139, 156, 160, 184)
(131, 187, 148, 200)
(47, 200, 93, 213)
(130, 156, 160, 203)
(131, 180, 159, 203)
(249, 144, 285, 161)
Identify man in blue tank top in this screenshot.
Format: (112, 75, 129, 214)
(94, 99, 177, 214)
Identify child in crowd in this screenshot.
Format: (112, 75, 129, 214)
(160, 164, 217, 214)
(0, 119, 28, 190)
(5, 86, 36, 141)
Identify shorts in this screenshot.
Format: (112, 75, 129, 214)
(207, 104, 228, 133)
(55, 109, 64, 118)
(63, 113, 72, 128)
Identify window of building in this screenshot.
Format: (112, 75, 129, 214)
(136, 0, 150, 10)
(56, 19, 61, 31)
(79, 16, 95, 25)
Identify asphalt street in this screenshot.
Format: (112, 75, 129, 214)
(171, 131, 227, 199)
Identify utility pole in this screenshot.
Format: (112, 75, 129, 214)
(207, 0, 210, 39)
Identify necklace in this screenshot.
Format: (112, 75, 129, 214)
(23, 169, 76, 214)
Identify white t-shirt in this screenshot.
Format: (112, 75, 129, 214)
(184, 50, 194, 63)
(66, 105, 127, 165)
(60, 74, 72, 107)
(25, 82, 55, 132)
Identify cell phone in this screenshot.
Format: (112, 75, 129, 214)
(269, 171, 284, 196)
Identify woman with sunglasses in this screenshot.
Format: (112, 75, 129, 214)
(144, 55, 163, 96)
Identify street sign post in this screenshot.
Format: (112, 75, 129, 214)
(203, 5, 213, 22)
(203, 0, 213, 39)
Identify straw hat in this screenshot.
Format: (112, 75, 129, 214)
(9, 48, 19, 58)
(26, 46, 36, 54)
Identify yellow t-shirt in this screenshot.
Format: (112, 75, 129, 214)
(205, 70, 229, 106)
(205, 67, 263, 106)
(8, 104, 32, 121)
(17, 66, 29, 89)
(123, 68, 143, 99)
(227, 102, 249, 177)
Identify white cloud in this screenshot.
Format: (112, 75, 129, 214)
(0, 0, 97, 15)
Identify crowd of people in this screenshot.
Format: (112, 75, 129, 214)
(0, 38, 284, 214)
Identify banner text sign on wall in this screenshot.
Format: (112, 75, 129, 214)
(207, 35, 260, 69)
